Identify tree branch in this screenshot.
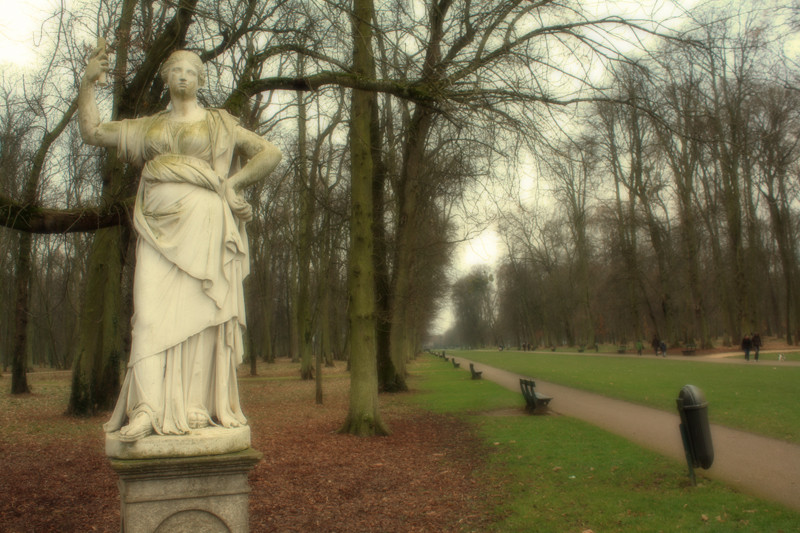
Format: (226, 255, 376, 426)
(0, 195, 133, 234)
(231, 71, 440, 104)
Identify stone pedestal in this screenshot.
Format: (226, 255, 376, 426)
(109, 447, 262, 533)
(107, 426, 252, 460)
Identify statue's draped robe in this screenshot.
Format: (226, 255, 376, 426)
(104, 109, 248, 435)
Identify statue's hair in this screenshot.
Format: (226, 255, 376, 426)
(160, 50, 206, 87)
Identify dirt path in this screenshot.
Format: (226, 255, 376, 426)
(451, 355, 800, 512)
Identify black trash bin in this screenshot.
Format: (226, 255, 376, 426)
(677, 384, 714, 470)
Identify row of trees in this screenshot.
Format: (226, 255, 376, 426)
(1, 0, 716, 434)
(446, 5, 800, 351)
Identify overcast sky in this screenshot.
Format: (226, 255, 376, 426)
(0, 0, 53, 66)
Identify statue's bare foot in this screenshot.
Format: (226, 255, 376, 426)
(216, 416, 241, 428)
(188, 411, 210, 429)
(119, 412, 153, 442)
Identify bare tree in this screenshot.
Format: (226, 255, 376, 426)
(752, 85, 800, 343)
(648, 46, 713, 347)
(693, 9, 769, 343)
(541, 137, 600, 346)
(8, 76, 78, 393)
(451, 266, 495, 348)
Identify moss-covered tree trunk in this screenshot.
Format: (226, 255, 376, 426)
(67, 224, 128, 415)
(339, 0, 388, 437)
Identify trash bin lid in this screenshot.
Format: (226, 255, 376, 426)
(678, 384, 708, 409)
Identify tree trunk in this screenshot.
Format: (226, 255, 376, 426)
(315, 348, 323, 405)
(386, 105, 434, 391)
(742, 160, 760, 332)
(319, 154, 337, 367)
(295, 90, 315, 380)
(339, 0, 388, 437)
(262, 261, 275, 363)
(246, 277, 258, 376)
(10, 231, 33, 394)
(640, 205, 675, 343)
(698, 171, 732, 345)
(372, 93, 403, 392)
(289, 259, 300, 363)
(259, 243, 275, 364)
(764, 187, 799, 344)
(67, 225, 128, 415)
(320, 220, 335, 367)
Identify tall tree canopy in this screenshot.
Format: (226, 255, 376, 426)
(3, 0, 749, 435)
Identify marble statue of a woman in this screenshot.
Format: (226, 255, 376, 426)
(78, 46, 281, 443)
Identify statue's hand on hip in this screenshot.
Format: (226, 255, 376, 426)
(225, 183, 253, 221)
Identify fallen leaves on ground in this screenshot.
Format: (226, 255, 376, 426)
(0, 361, 495, 532)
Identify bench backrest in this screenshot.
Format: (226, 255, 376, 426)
(519, 378, 537, 394)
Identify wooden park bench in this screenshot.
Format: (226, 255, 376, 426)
(519, 378, 552, 413)
(682, 344, 697, 356)
(469, 363, 482, 380)
(617, 345, 627, 354)
(451, 358, 460, 369)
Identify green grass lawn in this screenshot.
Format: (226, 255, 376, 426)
(407, 356, 800, 532)
(452, 350, 800, 444)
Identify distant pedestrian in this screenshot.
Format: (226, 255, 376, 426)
(636, 340, 644, 356)
(659, 341, 667, 357)
(651, 336, 660, 356)
(741, 334, 752, 361)
(752, 333, 762, 362)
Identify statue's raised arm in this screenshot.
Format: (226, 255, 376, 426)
(78, 44, 120, 147)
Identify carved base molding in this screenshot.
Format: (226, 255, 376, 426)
(109, 448, 262, 533)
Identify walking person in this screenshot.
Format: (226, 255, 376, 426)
(741, 334, 753, 362)
(752, 332, 762, 362)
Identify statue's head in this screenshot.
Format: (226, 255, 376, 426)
(159, 50, 206, 87)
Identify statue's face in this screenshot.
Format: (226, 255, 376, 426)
(166, 59, 200, 99)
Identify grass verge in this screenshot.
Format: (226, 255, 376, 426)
(454, 350, 800, 444)
(406, 356, 800, 532)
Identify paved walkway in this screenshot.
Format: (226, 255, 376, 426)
(450, 354, 800, 512)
